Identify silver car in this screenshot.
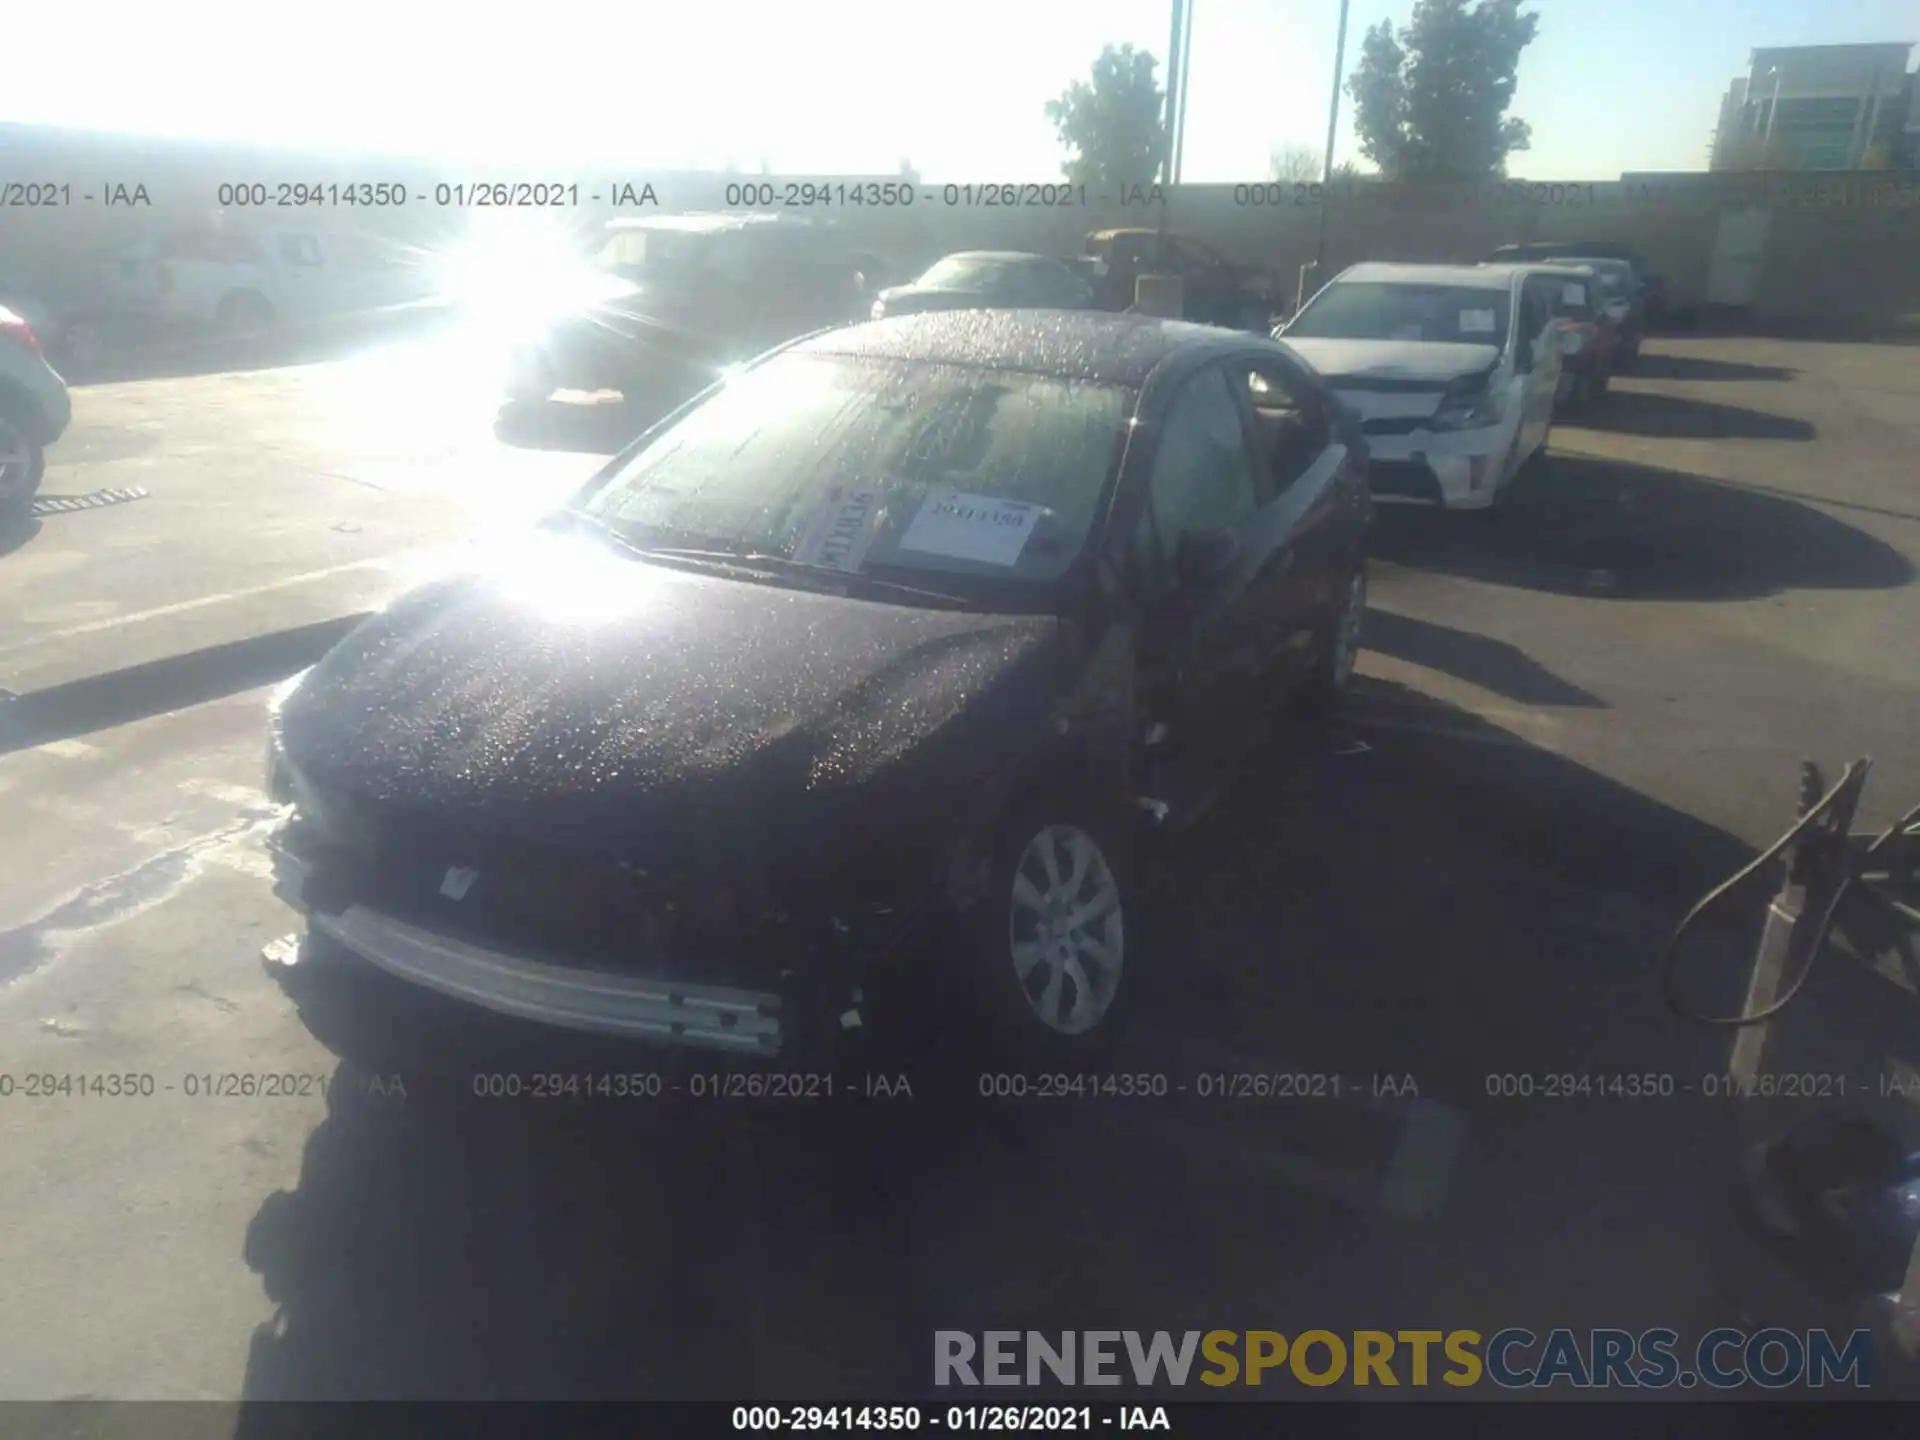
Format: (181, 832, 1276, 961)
(0, 304, 72, 515)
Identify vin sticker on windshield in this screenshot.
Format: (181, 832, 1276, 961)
(899, 488, 1040, 567)
(791, 485, 883, 572)
(1459, 309, 1497, 334)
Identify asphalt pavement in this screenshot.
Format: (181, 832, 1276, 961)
(3, 331, 1920, 1400)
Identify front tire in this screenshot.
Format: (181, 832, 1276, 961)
(0, 404, 46, 516)
(1300, 562, 1366, 717)
(977, 800, 1139, 1056)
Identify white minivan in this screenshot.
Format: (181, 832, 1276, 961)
(1274, 262, 1564, 511)
(103, 227, 436, 336)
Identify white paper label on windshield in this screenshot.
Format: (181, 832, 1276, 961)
(1561, 283, 1586, 306)
(900, 488, 1039, 567)
(1459, 309, 1497, 334)
(791, 485, 882, 572)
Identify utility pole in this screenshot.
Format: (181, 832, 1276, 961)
(1162, 0, 1187, 187)
(1761, 65, 1783, 162)
(1171, 0, 1195, 184)
(1303, 0, 1351, 311)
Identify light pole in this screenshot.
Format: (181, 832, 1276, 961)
(1162, 0, 1187, 187)
(1313, 0, 1352, 271)
(1159, 0, 1190, 183)
(1298, 0, 1351, 314)
(1760, 65, 1783, 163)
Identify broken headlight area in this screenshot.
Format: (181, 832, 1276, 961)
(278, 804, 914, 1000)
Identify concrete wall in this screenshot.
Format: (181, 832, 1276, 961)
(5, 124, 1916, 332)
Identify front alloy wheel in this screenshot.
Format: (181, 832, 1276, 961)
(1329, 566, 1366, 691)
(1007, 823, 1126, 1037)
(0, 412, 45, 511)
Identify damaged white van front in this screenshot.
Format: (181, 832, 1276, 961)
(1277, 263, 1563, 511)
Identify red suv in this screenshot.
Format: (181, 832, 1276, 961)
(1535, 265, 1620, 412)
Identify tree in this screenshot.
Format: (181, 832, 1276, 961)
(1348, 0, 1539, 181)
(1046, 43, 1168, 189)
(1269, 144, 1323, 182)
(1270, 146, 1371, 183)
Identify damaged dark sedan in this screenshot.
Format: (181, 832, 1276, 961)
(266, 311, 1372, 1063)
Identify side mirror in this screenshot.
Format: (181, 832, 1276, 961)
(1174, 526, 1238, 585)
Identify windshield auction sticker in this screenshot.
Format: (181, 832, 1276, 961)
(1459, 309, 1498, 334)
(900, 488, 1040, 567)
(791, 485, 883, 572)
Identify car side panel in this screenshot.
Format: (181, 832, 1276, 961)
(1118, 358, 1278, 800)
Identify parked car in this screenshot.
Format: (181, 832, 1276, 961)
(0, 282, 95, 374)
(1485, 240, 1670, 331)
(0, 304, 71, 517)
(1275, 262, 1563, 512)
(868, 252, 1094, 321)
(266, 311, 1372, 1063)
(1083, 229, 1276, 331)
(849, 249, 907, 305)
(102, 225, 438, 338)
(1552, 256, 1644, 369)
(1525, 264, 1620, 412)
(503, 213, 869, 404)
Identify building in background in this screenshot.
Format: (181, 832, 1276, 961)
(1710, 43, 1915, 170)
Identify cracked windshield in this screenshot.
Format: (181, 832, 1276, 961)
(4, 0, 1920, 1426)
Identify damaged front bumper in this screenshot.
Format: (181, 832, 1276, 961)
(269, 837, 786, 1057)
(1363, 424, 1514, 510)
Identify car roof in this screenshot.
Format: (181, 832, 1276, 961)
(1334, 262, 1525, 289)
(603, 212, 806, 233)
(792, 310, 1266, 387)
(932, 251, 1066, 265)
(1087, 228, 1158, 242)
(1490, 241, 1639, 262)
(1550, 255, 1633, 271)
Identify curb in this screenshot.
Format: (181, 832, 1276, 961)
(0, 613, 368, 756)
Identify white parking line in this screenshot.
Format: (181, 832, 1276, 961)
(176, 779, 273, 809)
(0, 552, 424, 656)
(34, 739, 98, 759)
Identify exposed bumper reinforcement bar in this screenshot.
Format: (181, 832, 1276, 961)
(272, 845, 784, 1056)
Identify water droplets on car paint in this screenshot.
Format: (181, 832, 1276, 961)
(276, 546, 1058, 876)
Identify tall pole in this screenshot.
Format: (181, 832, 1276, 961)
(1761, 66, 1783, 160)
(1162, 0, 1187, 187)
(1311, 0, 1352, 282)
(1172, 0, 1195, 184)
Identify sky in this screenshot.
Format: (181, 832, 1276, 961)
(6, 0, 1919, 180)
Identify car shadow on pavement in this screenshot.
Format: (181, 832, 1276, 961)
(1628, 354, 1797, 384)
(0, 514, 41, 560)
(1361, 609, 1606, 708)
(1586, 389, 1815, 442)
(235, 681, 1790, 1405)
(1371, 453, 1915, 601)
(0, 616, 364, 756)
